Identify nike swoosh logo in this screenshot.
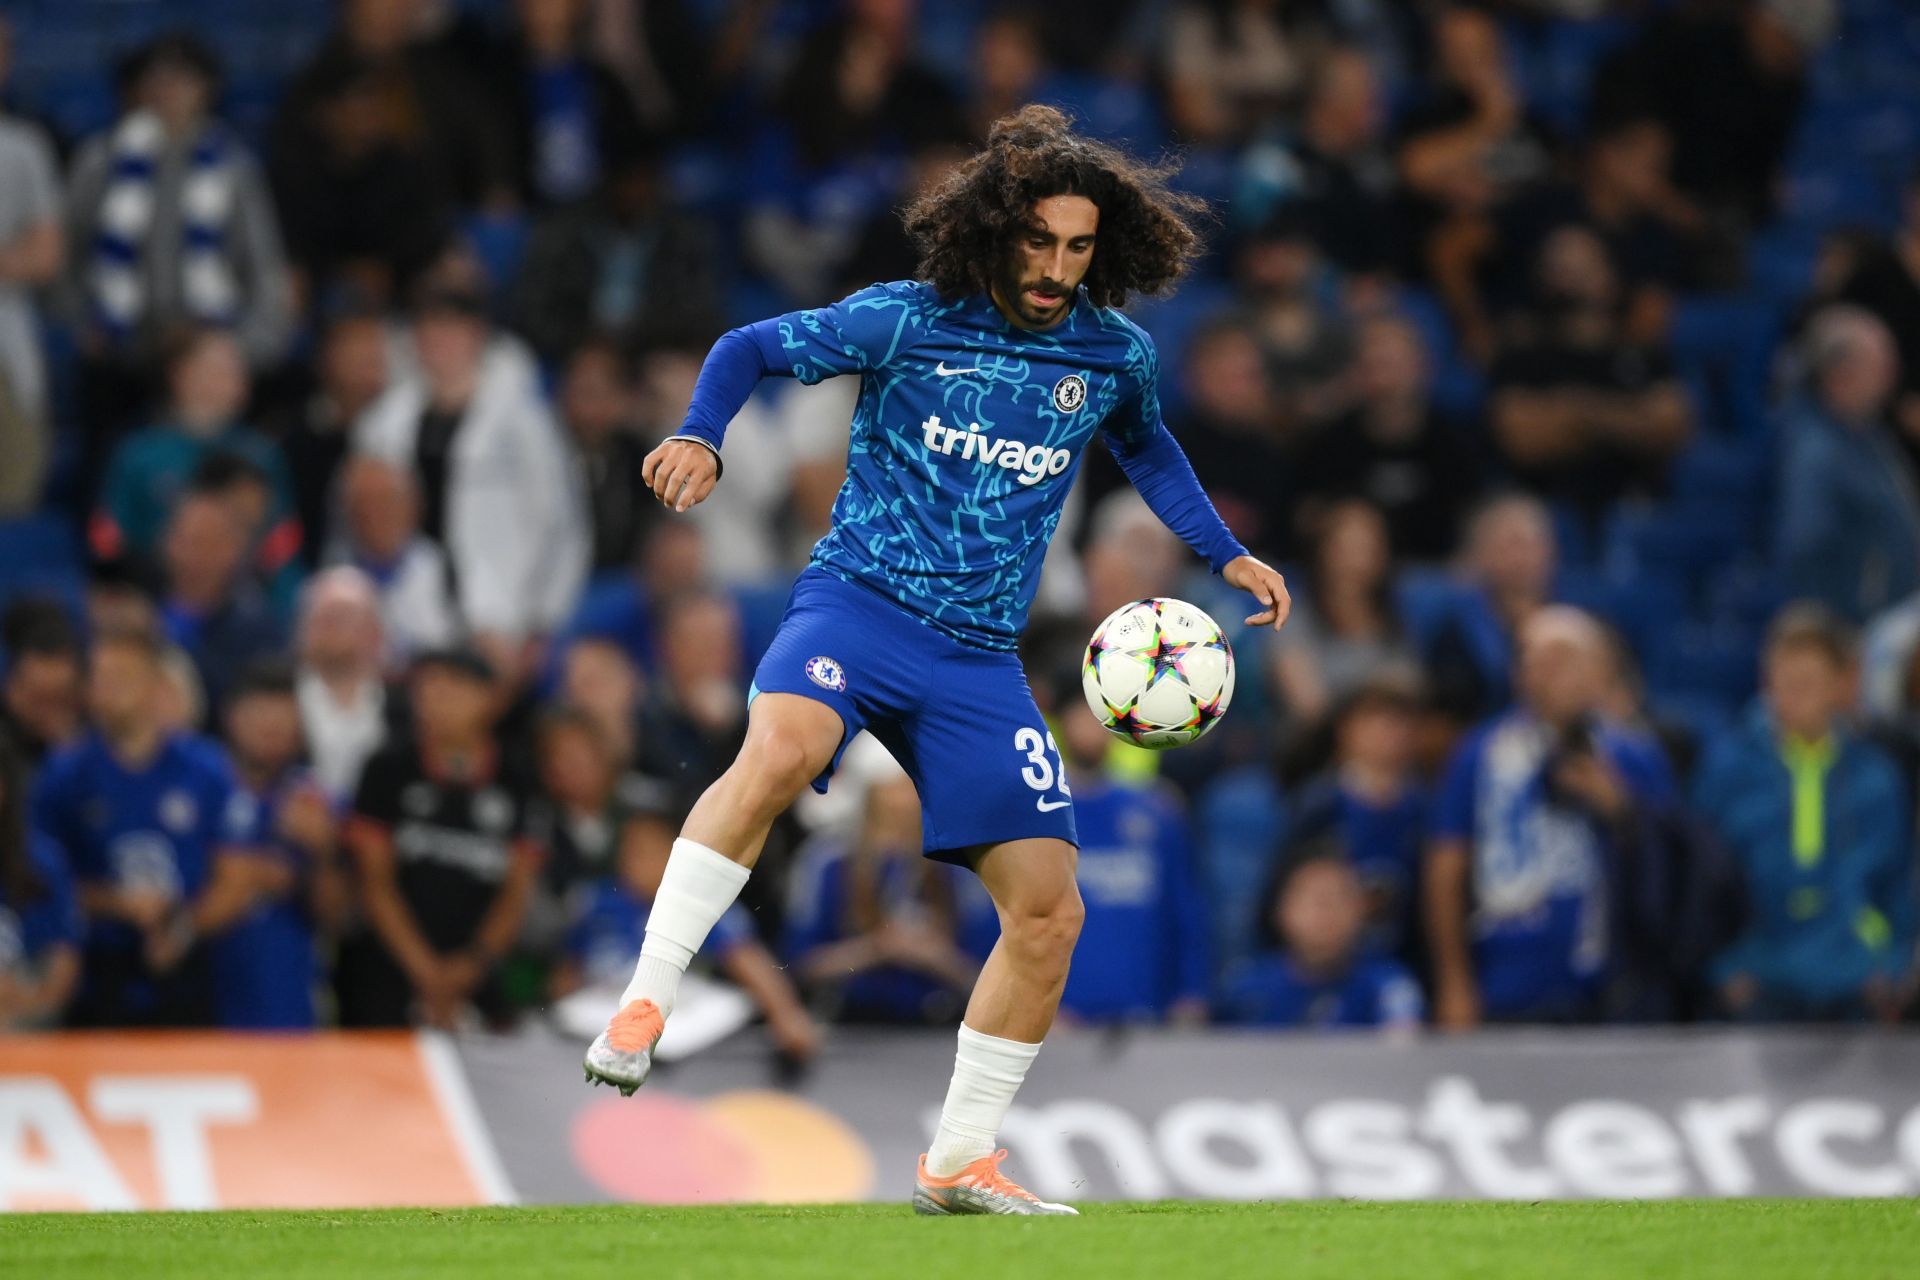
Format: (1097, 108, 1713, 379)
(935, 362, 980, 377)
(1035, 798, 1070, 813)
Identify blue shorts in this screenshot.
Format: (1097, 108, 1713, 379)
(750, 569, 1077, 865)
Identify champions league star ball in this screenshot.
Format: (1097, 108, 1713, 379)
(1082, 597, 1234, 749)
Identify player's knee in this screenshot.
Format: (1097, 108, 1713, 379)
(1002, 885, 1084, 968)
(735, 729, 820, 810)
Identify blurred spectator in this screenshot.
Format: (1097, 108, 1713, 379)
(158, 486, 285, 719)
(556, 341, 656, 576)
(634, 591, 747, 816)
(1276, 671, 1429, 962)
(1295, 310, 1482, 561)
(328, 455, 459, 668)
(1487, 116, 1708, 346)
(0, 21, 62, 516)
(212, 661, 347, 1029)
(1269, 499, 1416, 732)
(0, 607, 84, 769)
(1426, 608, 1677, 1028)
(784, 769, 979, 1023)
(65, 33, 292, 455)
(1397, 6, 1552, 320)
(1236, 211, 1352, 435)
(189, 451, 305, 625)
(552, 781, 818, 1060)
(963, 11, 1049, 149)
(639, 345, 793, 587)
(337, 647, 542, 1029)
(1081, 491, 1185, 626)
(747, 0, 962, 304)
(1839, 169, 1920, 455)
(486, 0, 649, 209)
(558, 635, 645, 767)
(1776, 306, 1920, 624)
(1488, 226, 1693, 520)
(1423, 493, 1559, 723)
(1697, 605, 1915, 1022)
(1049, 682, 1210, 1025)
(1590, 0, 1808, 225)
(1157, 318, 1292, 560)
(273, 308, 390, 569)
(271, 0, 514, 305)
(529, 704, 668, 895)
(513, 146, 722, 361)
(1216, 852, 1425, 1030)
(295, 568, 391, 800)
(0, 731, 81, 1030)
(1236, 45, 1396, 278)
(1163, 0, 1318, 147)
(554, 518, 708, 681)
(355, 286, 588, 683)
(94, 329, 295, 568)
(31, 625, 267, 1026)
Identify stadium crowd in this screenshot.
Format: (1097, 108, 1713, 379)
(2, 0, 1920, 1049)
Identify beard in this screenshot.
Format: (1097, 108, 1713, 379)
(995, 254, 1073, 326)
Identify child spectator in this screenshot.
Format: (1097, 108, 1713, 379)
(1697, 605, 1916, 1022)
(0, 606, 84, 770)
(32, 626, 272, 1026)
(1279, 671, 1430, 962)
(337, 647, 543, 1029)
(212, 661, 348, 1029)
(1217, 852, 1425, 1031)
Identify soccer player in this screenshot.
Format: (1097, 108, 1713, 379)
(582, 106, 1291, 1215)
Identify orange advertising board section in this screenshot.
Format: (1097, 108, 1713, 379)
(0, 1033, 504, 1212)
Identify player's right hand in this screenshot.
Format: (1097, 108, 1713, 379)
(642, 438, 721, 513)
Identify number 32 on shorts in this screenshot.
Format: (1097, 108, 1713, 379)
(1014, 727, 1072, 812)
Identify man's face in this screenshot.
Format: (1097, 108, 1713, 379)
(343, 459, 417, 561)
(322, 319, 389, 413)
(1518, 628, 1603, 727)
(88, 643, 159, 735)
(562, 349, 630, 444)
(996, 194, 1099, 329)
(164, 498, 247, 599)
(4, 652, 82, 747)
(415, 312, 487, 391)
(300, 593, 381, 676)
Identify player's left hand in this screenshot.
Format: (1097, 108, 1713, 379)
(1223, 555, 1292, 631)
(642, 438, 721, 513)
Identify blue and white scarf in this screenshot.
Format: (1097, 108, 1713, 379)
(89, 110, 241, 339)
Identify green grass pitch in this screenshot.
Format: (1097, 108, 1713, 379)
(6, 1200, 1917, 1279)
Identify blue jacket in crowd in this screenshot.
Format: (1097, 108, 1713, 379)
(1695, 713, 1917, 1010)
(1775, 394, 1920, 624)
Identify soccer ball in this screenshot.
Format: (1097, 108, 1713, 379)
(1081, 597, 1234, 749)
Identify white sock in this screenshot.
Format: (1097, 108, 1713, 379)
(619, 838, 752, 1020)
(924, 1023, 1042, 1177)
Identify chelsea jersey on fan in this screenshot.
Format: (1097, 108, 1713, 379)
(683, 280, 1174, 651)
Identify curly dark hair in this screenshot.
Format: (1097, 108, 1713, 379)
(904, 105, 1208, 309)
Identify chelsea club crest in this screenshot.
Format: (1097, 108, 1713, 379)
(806, 656, 847, 692)
(1052, 374, 1087, 413)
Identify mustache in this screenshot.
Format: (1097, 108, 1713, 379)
(1024, 279, 1068, 298)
